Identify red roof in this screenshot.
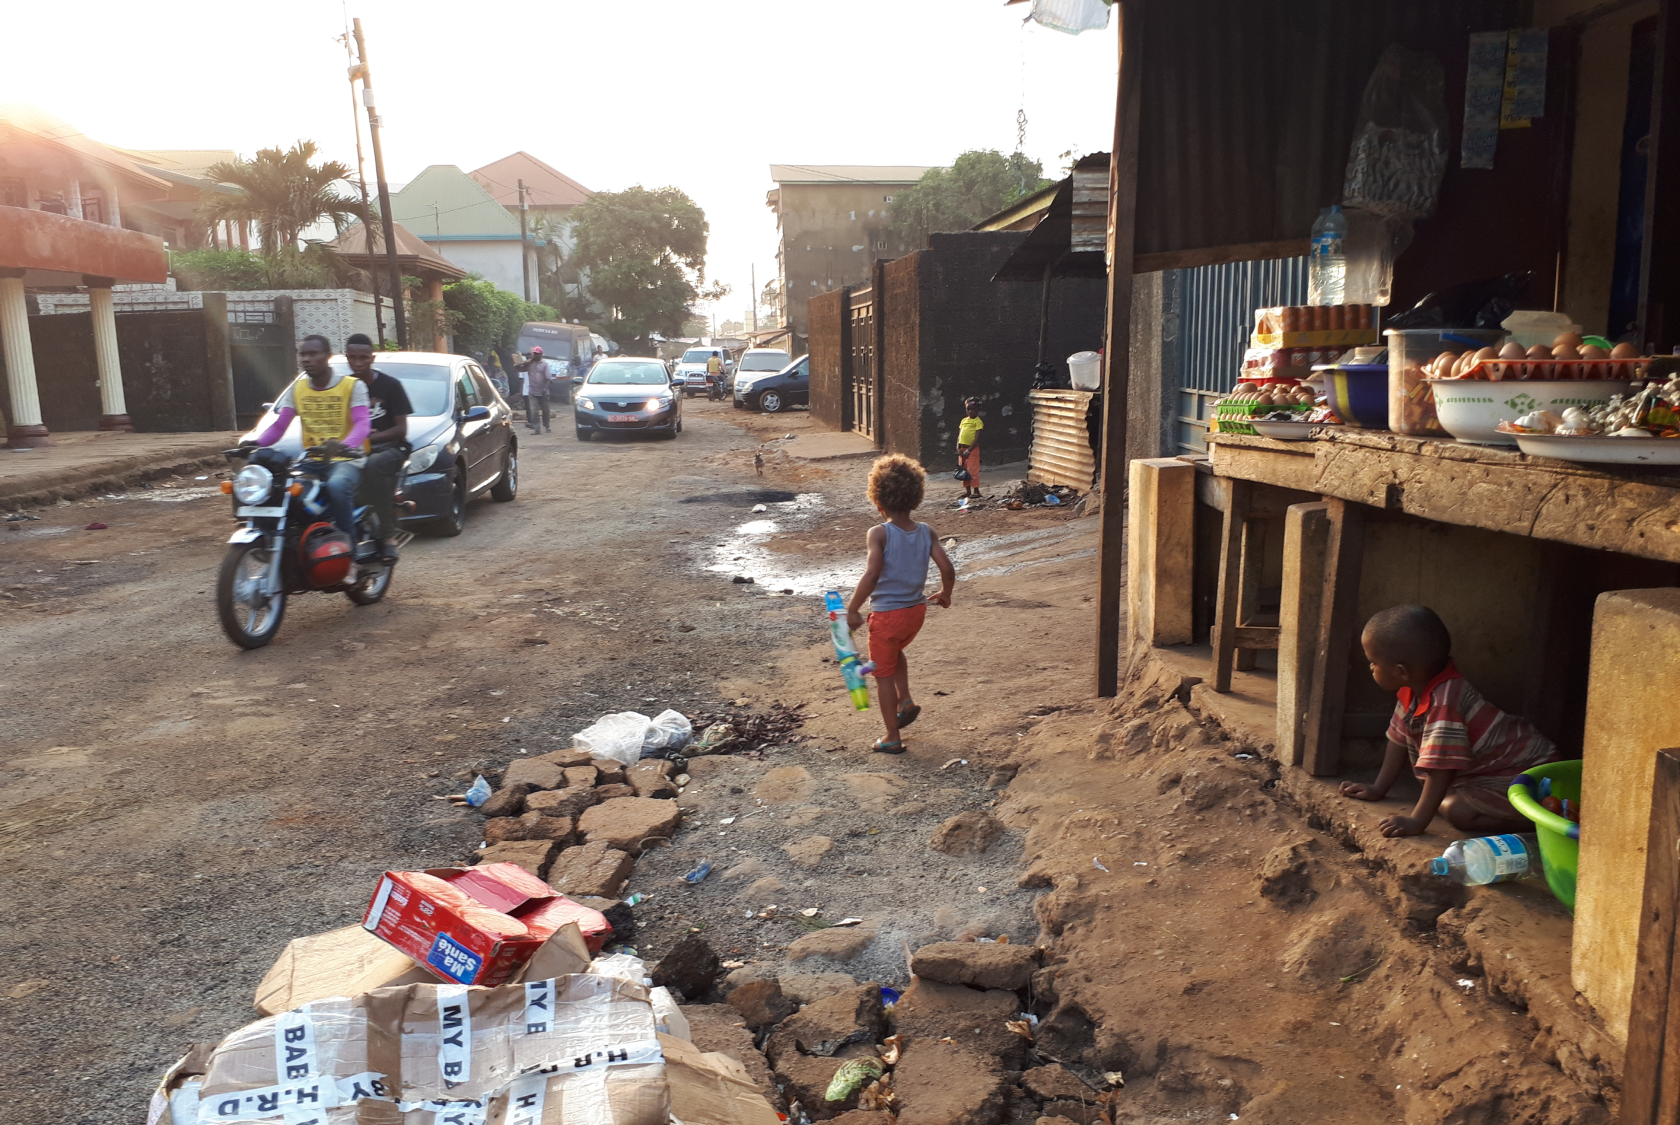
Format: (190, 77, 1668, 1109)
(470, 152, 591, 210)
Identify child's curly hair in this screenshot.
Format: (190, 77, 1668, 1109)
(868, 454, 926, 514)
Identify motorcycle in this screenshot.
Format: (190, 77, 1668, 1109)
(708, 370, 725, 401)
(214, 446, 394, 649)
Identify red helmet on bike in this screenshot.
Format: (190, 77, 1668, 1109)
(298, 522, 353, 587)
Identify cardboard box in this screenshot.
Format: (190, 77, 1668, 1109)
(362, 865, 609, 987)
(660, 1033, 782, 1125)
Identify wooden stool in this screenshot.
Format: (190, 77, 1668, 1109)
(1211, 478, 1280, 691)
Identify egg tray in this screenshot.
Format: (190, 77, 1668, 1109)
(1448, 358, 1650, 382)
(1212, 401, 1311, 436)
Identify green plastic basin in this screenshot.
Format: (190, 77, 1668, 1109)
(1508, 759, 1582, 912)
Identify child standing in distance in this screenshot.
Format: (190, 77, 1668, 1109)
(846, 455, 956, 754)
(956, 398, 983, 500)
(1341, 605, 1559, 838)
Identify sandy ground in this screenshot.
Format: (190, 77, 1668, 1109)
(0, 398, 1606, 1124)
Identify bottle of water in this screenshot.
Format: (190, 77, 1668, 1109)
(1309, 204, 1348, 306)
(1430, 833, 1539, 886)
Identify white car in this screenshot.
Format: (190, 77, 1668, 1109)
(672, 347, 732, 396)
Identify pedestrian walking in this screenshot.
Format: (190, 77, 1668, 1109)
(523, 347, 553, 434)
(956, 397, 983, 499)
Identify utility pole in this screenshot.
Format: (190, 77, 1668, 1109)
(518, 179, 532, 303)
(352, 18, 406, 348)
(338, 28, 385, 347)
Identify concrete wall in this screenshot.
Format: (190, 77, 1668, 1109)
(426, 240, 526, 298)
(807, 287, 848, 432)
(777, 182, 917, 337)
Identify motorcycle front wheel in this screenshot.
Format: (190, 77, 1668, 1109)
(216, 543, 286, 648)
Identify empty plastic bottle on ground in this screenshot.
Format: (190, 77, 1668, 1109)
(1309, 204, 1348, 306)
(1430, 833, 1539, 885)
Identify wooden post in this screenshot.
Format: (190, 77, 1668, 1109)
(1624, 747, 1680, 1125)
(1096, 0, 1143, 697)
(1638, 0, 1680, 351)
(1235, 518, 1267, 672)
(1301, 498, 1365, 776)
(1211, 478, 1251, 692)
(1278, 502, 1331, 767)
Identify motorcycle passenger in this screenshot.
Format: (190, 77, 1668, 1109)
(345, 333, 411, 564)
(251, 334, 369, 538)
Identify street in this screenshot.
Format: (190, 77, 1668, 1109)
(0, 400, 1102, 1124)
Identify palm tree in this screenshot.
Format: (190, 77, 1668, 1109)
(201, 141, 366, 256)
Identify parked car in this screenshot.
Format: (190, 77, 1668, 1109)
(573, 357, 683, 440)
(735, 353, 810, 413)
(240, 352, 518, 537)
(672, 346, 733, 396)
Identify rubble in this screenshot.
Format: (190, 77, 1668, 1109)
(927, 809, 1007, 856)
(483, 811, 576, 845)
(480, 782, 533, 818)
(548, 839, 636, 898)
(525, 784, 599, 820)
(474, 838, 561, 878)
(688, 702, 806, 754)
(578, 795, 683, 855)
(910, 940, 1040, 991)
(502, 758, 568, 790)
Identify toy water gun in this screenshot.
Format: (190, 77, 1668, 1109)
(824, 590, 874, 711)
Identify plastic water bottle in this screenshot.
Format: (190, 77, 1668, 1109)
(1430, 833, 1539, 886)
(1309, 204, 1348, 306)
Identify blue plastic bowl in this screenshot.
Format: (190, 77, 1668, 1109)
(1322, 364, 1390, 429)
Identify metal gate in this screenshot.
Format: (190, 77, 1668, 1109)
(849, 286, 875, 439)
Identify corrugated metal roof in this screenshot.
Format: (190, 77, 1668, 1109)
(391, 165, 521, 238)
(1133, 0, 1525, 260)
(122, 149, 239, 180)
(470, 151, 591, 209)
(324, 220, 469, 280)
(769, 164, 934, 184)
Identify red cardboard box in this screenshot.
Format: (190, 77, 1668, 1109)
(361, 863, 611, 987)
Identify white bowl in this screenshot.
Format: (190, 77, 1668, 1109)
(1515, 432, 1680, 465)
(1428, 380, 1633, 446)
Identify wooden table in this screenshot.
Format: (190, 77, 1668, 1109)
(1203, 429, 1680, 775)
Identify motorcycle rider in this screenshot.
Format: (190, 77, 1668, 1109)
(345, 333, 411, 564)
(706, 351, 723, 399)
(250, 334, 369, 538)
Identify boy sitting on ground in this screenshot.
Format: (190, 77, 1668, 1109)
(1340, 604, 1559, 838)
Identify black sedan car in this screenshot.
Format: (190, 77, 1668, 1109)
(733, 354, 809, 413)
(574, 358, 682, 440)
(239, 352, 517, 537)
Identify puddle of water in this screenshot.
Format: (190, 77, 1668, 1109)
(965, 546, 1098, 579)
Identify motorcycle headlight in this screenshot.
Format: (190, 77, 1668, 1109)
(406, 442, 443, 474)
(577, 397, 595, 410)
(233, 464, 274, 504)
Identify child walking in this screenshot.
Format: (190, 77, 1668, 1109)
(846, 455, 956, 754)
(956, 398, 983, 499)
(1341, 605, 1560, 837)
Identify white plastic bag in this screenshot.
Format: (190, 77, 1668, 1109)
(573, 711, 653, 766)
(641, 709, 693, 757)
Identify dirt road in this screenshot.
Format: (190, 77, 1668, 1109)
(0, 399, 1094, 1123)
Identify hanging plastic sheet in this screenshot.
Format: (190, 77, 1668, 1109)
(1027, 0, 1111, 35)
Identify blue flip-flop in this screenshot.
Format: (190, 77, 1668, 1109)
(897, 703, 922, 729)
(872, 739, 906, 755)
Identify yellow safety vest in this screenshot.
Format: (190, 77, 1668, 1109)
(288, 374, 363, 457)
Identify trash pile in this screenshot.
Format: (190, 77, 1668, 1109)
(688, 703, 807, 758)
(1001, 481, 1079, 510)
(147, 707, 787, 1125)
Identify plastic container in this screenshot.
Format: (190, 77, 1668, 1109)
(1430, 833, 1539, 885)
(1501, 310, 1584, 351)
(1320, 363, 1390, 428)
(1385, 328, 1507, 435)
(1309, 205, 1348, 306)
(1508, 759, 1583, 911)
(1067, 351, 1102, 391)
(1429, 379, 1634, 445)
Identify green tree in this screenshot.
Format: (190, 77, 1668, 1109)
(570, 186, 710, 349)
(891, 150, 1050, 245)
(200, 141, 366, 255)
(442, 277, 557, 363)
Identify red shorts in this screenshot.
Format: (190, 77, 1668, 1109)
(866, 603, 926, 679)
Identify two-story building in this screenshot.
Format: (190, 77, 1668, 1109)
(766, 164, 932, 339)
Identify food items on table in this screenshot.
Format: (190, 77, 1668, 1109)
(1498, 374, 1680, 438)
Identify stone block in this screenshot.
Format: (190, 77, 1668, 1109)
(892, 1038, 1007, 1125)
(727, 978, 796, 1027)
(591, 758, 628, 785)
(536, 747, 596, 768)
(578, 796, 681, 855)
(475, 839, 560, 880)
(480, 784, 533, 819)
(1575, 588, 1680, 1043)
(910, 941, 1039, 991)
(629, 760, 680, 799)
(503, 759, 567, 791)
(525, 786, 598, 821)
(562, 765, 599, 789)
(894, 979, 1026, 1070)
(1125, 458, 1195, 649)
(483, 812, 575, 846)
(594, 783, 636, 801)
(764, 983, 884, 1068)
(650, 933, 720, 1000)
(779, 972, 860, 1006)
(928, 811, 1006, 857)
(786, 926, 876, 963)
(547, 840, 635, 898)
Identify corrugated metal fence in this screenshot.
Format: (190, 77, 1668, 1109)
(1173, 255, 1308, 452)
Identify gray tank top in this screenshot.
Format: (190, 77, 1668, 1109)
(871, 521, 933, 610)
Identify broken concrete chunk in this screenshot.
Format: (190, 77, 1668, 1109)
(590, 758, 628, 785)
(764, 983, 884, 1068)
(484, 812, 576, 846)
(473, 839, 560, 880)
(786, 925, 876, 963)
(629, 760, 681, 799)
(547, 840, 635, 898)
(910, 941, 1040, 991)
(892, 1038, 1008, 1125)
(525, 785, 599, 821)
(593, 782, 637, 801)
(651, 933, 721, 1000)
(927, 810, 1006, 857)
(562, 765, 599, 789)
(726, 977, 796, 1027)
(535, 747, 596, 768)
(502, 759, 568, 791)
(480, 783, 534, 819)
(1021, 1063, 1097, 1102)
(578, 796, 681, 855)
